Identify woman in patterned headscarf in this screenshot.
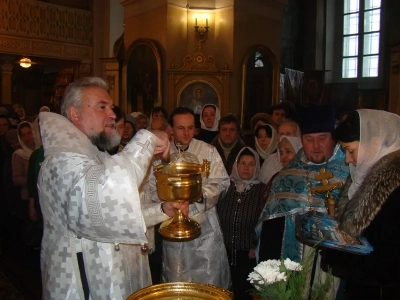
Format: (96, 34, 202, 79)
(217, 147, 267, 300)
(323, 109, 400, 299)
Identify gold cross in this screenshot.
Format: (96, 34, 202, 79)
(311, 167, 343, 194)
(315, 168, 333, 185)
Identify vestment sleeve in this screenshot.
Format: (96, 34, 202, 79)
(38, 131, 157, 244)
(192, 146, 230, 214)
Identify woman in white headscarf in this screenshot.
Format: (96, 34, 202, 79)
(131, 112, 149, 131)
(12, 122, 38, 200)
(12, 121, 39, 245)
(146, 106, 169, 130)
(217, 147, 268, 300)
(253, 124, 278, 165)
(259, 135, 302, 184)
(195, 104, 220, 143)
(322, 109, 400, 299)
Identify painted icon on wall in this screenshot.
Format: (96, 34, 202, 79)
(179, 81, 218, 114)
(127, 40, 161, 116)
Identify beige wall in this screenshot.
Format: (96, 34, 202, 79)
(120, 0, 286, 117)
(93, 0, 110, 77)
(109, 1, 125, 57)
(232, 8, 282, 116)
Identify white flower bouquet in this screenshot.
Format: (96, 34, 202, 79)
(247, 258, 306, 300)
(247, 252, 333, 300)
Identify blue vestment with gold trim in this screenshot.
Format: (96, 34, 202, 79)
(256, 145, 349, 262)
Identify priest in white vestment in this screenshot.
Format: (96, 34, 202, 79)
(38, 77, 180, 300)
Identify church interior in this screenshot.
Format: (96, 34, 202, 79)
(1, 0, 400, 298)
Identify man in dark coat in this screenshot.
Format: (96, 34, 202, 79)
(211, 114, 246, 175)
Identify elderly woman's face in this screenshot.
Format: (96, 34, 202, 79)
(278, 123, 297, 137)
(237, 154, 256, 180)
(123, 122, 135, 140)
(339, 141, 359, 166)
(136, 117, 148, 130)
(279, 139, 296, 167)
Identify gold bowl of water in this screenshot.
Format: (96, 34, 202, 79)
(127, 282, 233, 299)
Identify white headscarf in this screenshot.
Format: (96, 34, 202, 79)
(230, 147, 260, 193)
(147, 107, 167, 130)
(254, 124, 278, 160)
(130, 112, 142, 118)
(131, 112, 149, 130)
(348, 109, 400, 198)
(14, 121, 37, 160)
(277, 135, 302, 162)
(39, 106, 50, 112)
(259, 135, 302, 183)
(200, 104, 220, 131)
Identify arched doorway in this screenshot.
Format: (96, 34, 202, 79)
(241, 45, 279, 130)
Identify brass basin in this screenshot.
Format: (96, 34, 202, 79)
(127, 282, 233, 299)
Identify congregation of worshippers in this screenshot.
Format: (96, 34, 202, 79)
(1, 98, 399, 300)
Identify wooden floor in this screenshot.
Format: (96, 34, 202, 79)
(0, 245, 42, 300)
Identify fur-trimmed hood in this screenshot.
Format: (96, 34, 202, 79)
(337, 149, 400, 235)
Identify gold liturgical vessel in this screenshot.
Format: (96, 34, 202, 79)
(153, 152, 210, 241)
(127, 282, 233, 299)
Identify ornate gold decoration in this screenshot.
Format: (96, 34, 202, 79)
(180, 50, 219, 71)
(64, 45, 90, 57)
(167, 48, 231, 115)
(0, 37, 29, 50)
(194, 17, 209, 49)
(0, 0, 92, 45)
(0, 34, 92, 60)
(33, 42, 62, 53)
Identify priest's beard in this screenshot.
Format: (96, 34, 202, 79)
(87, 129, 121, 152)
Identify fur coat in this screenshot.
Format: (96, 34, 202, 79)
(322, 149, 400, 287)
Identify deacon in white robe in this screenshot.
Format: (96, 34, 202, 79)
(149, 138, 231, 290)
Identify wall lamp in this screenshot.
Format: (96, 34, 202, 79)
(194, 16, 209, 44)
